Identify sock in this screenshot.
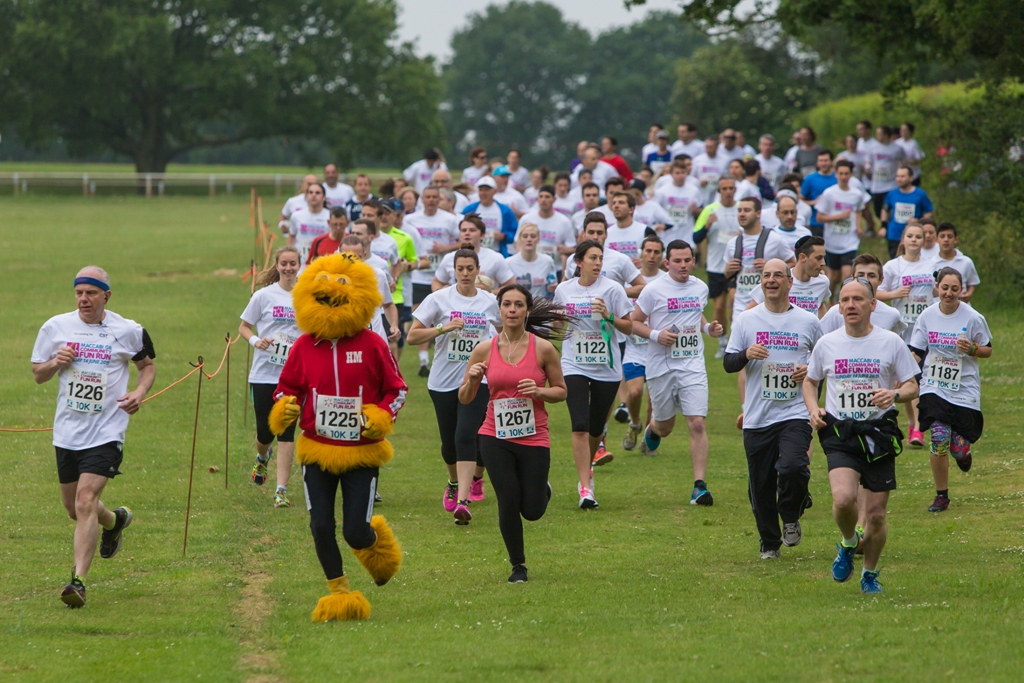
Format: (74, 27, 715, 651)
(472, 476, 483, 482)
(630, 422, 642, 431)
(643, 426, 661, 450)
(74, 574, 86, 584)
(842, 535, 858, 548)
(276, 485, 287, 494)
(101, 515, 116, 531)
(937, 489, 949, 499)
(862, 568, 877, 578)
(418, 350, 429, 363)
(694, 479, 706, 490)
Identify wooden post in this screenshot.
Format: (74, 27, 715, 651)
(82, 174, 89, 197)
(209, 175, 216, 198)
(183, 356, 204, 556)
(145, 173, 153, 198)
(224, 334, 230, 489)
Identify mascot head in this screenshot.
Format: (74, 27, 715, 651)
(292, 253, 382, 340)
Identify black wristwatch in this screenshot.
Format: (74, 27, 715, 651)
(893, 391, 901, 403)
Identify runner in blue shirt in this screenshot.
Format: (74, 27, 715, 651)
(800, 149, 837, 238)
(881, 165, 934, 258)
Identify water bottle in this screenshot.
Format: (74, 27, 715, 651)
(958, 326, 968, 355)
(546, 272, 556, 299)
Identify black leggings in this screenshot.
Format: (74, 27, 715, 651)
(302, 463, 378, 580)
(479, 435, 550, 567)
(251, 383, 296, 445)
(564, 375, 620, 437)
(428, 386, 490, 466)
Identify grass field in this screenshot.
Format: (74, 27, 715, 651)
(1, 195, 1023, 683)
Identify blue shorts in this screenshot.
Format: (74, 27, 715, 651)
(623, 362, 646, 382)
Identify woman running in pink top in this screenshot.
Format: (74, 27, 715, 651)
(459, 284, 569, 583)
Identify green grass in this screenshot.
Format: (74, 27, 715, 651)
(1, 195, 1023, 682)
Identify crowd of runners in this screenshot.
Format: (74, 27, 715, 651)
(32, 120, 993, 607)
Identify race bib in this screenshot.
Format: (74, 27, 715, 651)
(714, 227, 735, 245)
(700, 172, 719, 187)
(874, 166, 892, 184)
(736, 267, 760, 296)
(668, 205, 689, 225)
(671, 325, 701, 359)
(267, 332, 297, 367)
(900, 294, 930, 324)
(762, 362, 800, 401)
(493, 397, 536, 440)
(630, 333, 648, 346)
(894, 202, 916, 223)
(571, 330, 609, 365)
(481, 233, 496, 250)
(831, 217, 853, 235)
(924, 356, 962, 392)
(446, 329, 482, 363)
(835, 379, 879, 421)
(425, 252, 443, 275)
(66, 368, 107, 413)
(315, 394, 362, 442)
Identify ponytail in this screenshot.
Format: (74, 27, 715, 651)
(255, 246, 301, 288)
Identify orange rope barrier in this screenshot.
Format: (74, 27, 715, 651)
(202, 334, 241, 380)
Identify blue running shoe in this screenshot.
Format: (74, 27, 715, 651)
(861, 570, 883, 594)
(832, 542, 856, 583)
(690, 485, 714, 506)
(643, 426, 661, 453)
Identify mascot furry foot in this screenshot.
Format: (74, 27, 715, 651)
(312, 575, 371, 622)
(351, 515, 402, 586)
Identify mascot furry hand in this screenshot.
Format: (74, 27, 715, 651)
(269, 253, 408, 622)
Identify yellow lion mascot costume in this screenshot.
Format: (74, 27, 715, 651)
(269, 253, 407, 621)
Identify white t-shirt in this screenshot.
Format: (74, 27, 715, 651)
(563, 247, 640, 287)
(724, 230, 796, 326)
(434, 247, 515, 288)
(921, 244, 940, 262)
(288, 208, 331, 265)
(934, 251, 980, 288)
(495, 187, 530, 214)
(323, 182, 355, 208)
(635, 274, 710, 379)
(751, 273, 831, 315)
(654, 173, 703, 195)
(720, 145, 747, 163)
(506, 252, 557, 300)
(461, 165, 487, 187)
(413, 288, 500, 392)
(553, 194, 582, 218)
(571, 204, 616, 236)
(524, 186, 539, 208)
(280, 193, 307, 220)
(807, 327, 920, 421)
(691, 153, 730, 205)
(623, 269, 666, 367)
(896, 137, 926, 179)
(633, 201, 674, 232)
(880, 255, 937, 339)
(836, 150, 867, 182)
(735, 178, 762, 201)
(507, 167, 531, 192)
(516, 211, 576, 261)
(403, 159, 448, 193)
(404, 210, 461, 284)
(571, 160, 620, 192)
(606, 221, 649, 260)
(553, 277, 632, 382)
(819, 300, 906, 336)
(671, 139, 705, 161)
(703, 204, 741, 274)
(756, 155, 787, 190)
(32, 311, 145, 450)
(910, 303, 991, 410)
(817, 184, 866, 254)
(368, 267, 394, 345)
(473, 201, 505, 251)
(370, 232, 399, 268)
(771, 224, 813, 251)
(856, 137, 878, 156)
(866, 143, 906, 194)
(240, 283, 300, 385)
(727, 304, 822, 429)
(654, 182, 703, 246)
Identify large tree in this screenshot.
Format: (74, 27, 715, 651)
(441, 1, 591, 166)
(0, 0, 443, 172)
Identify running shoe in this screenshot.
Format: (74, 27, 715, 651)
(613, 402, 629, 424)
(443, 481, 458, 512)
(928, 495, 950, 512)
(374, 490, 383, 504)
(854, 527, 865, 555)
(622, 423, 641, 451)
(251, 448, 271, 485)
(274, 490, 290, 508)
(99, 506, 133, 559)
(60, 572, 86, 609)
(804, 492, 814, 510)
(469, 477, 486, 502)
(641, 426, 661, 457)
(508, 564, 528, 583)
(593, 444, 613, 466)
(589, 468, 594, 491)
(454, 502, 472, 525)
(908, 426, 924, 447)
(418, 363, 430, 378)
(860, 570, 883, 594)
(832, 542, 856, 583)
(952, 435, 973, 472)
(760, 549, 780, 560)
(578, 482, 598, 509)
(690, 484, 714, 506)
(782, 521, 802, 547)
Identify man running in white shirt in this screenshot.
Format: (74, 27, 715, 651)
(322, 163, 355, 208)
(570, 145, 620, 193)
(562, 214, 645, 296)
(516, 185, 576, 269)
(33, 267, 156, 608)
(278, 173, 318, 232)
(692, 177, 742, 358)
(630, 185, 673, 241)
(571, 182, 603, 236)
(285, 182, 331, 265)
(756, 134, 787, 191)
(865, 126, 906, 218)
(855, 120, 876, 155)
(816, 160, 867, 296)
(461, 146, 489, 187)
(934, 222, 980, 302)
(631, 240, 725, 505)
(896, 122, 925, 185)
(641, 123, 664, 163)
(719, 129, 747, 163)
(505, 150, 531, 191)
(654, 157, 704, 246)
(344, 173, 375, 221)
(749, 235, 831, 318)
(671, 122, 705, 161)
(770, 196, 812, 249)
(691, 137, 730, 206)
(404, 149, 448, 193)
(726, 258, 821, 557)
(606, 191, 651, 265)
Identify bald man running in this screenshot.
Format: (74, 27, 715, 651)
(31, 266, 156, 608)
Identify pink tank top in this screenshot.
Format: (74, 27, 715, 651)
(479, 333, 550, 447)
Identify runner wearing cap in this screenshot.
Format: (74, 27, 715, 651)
(492, 165, 530, 218)
(463, 176, 518, 257)
(645, 130, 672, 176)
(32, 267, 156, 608)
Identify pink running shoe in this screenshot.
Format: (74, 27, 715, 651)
(443, 481, 458, 513)
(908, 426, 924, 447)
(469, 477, 485, 502)
(454, 503, 472, 525)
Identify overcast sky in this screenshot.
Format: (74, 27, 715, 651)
(395, 0, 682, 62)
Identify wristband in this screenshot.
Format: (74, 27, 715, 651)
(703, 323, 712, 336)
(249, 336, 260, 349)
(649, 329, 660, 344)
(603, 314, 614, 323)
(970, 342, 977, 357)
